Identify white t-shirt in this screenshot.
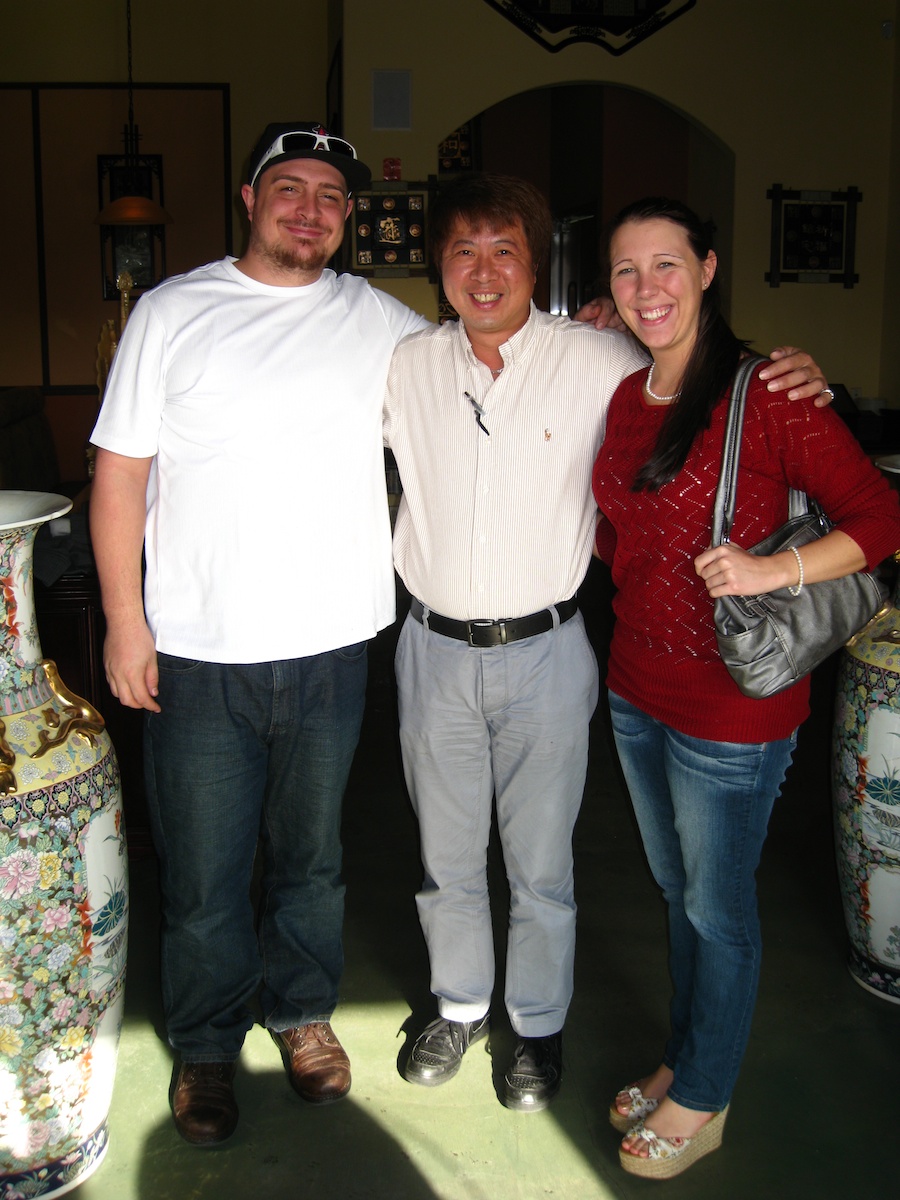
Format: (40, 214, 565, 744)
(92, 258, 427, 662)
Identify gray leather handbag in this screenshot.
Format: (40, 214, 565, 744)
(711, 355, 888, 699)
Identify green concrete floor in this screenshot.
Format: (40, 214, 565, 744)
(76, 573, 899, 1199)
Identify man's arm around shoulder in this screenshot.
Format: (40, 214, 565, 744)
(90, 448, 161, 712)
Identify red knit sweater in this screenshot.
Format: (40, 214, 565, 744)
(592, 365, 900, 743)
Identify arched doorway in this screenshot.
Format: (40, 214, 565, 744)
(438, 84, 734, 317)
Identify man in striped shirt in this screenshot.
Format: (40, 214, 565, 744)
(383, 174, 828, 1112)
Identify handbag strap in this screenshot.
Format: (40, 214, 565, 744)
(711, 355, 767, 547)
(711, 354, 820, 547)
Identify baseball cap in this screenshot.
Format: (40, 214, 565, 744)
(247, 122, 372, 194)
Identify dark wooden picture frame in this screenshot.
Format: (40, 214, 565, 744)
(350, 182, 433, 277)
(438, 123, 479, 176)
(766, 184, 861, 288)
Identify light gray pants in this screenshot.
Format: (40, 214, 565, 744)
(395, 607, 599, 1037)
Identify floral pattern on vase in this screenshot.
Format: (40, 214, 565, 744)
(832, 594, 900, 1004)
(0, 493, 127, 1199)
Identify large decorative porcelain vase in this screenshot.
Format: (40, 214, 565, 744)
(0, 492, 127, 1196)
(832, 456, 900, 1002)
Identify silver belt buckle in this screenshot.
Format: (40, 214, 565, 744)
(468, 619, 504, 647)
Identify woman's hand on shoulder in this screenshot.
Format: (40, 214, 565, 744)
(759, 347, 833, 406)
(694, 543, 798, 597)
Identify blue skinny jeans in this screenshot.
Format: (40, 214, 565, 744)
(608, 690, 796, 1111)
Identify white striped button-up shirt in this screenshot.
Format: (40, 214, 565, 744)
(384, 305, 646, 621)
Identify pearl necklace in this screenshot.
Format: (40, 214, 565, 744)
(645, 363, 680, 402)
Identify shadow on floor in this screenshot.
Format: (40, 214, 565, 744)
(81, 562, 900, 1200)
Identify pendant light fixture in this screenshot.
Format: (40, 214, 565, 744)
(97, 0, 170, 299)
(98, 0, 171, 226)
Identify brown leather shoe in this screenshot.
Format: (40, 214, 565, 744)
(271, 1022, 351, 1104)
(171, 1061, 238, 1146)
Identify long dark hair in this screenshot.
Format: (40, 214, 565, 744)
(603, 197, 750, 492)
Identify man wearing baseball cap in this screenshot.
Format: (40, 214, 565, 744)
(90, 122, 427, 1145)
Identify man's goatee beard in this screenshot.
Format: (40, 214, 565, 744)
(252, 231, 332, 275)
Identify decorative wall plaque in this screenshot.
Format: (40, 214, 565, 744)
(481, 0, 696, 55)
(766, 185, 861, 288)
(438, 123, 479, 175)
(350, 183, 432, 276)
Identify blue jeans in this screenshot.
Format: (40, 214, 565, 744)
(608, 691, 796, 1111)
(144, 645, 367, 1062)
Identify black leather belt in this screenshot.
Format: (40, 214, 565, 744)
(409, 596, 578, 648)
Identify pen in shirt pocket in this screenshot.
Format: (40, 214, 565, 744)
(464, 391, 490, 437)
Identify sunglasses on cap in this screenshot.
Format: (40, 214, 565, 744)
(250, 129, 360, 188)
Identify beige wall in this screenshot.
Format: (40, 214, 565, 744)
(343, 0, 899, 401)
(0, 0, 330, 240)
(0, 0, 330, 409)
(2, 0, 897, 400)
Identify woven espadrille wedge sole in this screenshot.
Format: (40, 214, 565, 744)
(608, 1083, 661, 1134)
(619, 1106, 729, 1180)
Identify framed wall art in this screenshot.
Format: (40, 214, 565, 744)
(350, 181, 434, 276)
(766, 184, 862, 288)
(438, 123, 479, 176)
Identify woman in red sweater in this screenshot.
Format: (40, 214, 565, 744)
(592, 197, 900, 1181)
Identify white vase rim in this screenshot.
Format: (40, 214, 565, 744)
(0, 490, 73, 531)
